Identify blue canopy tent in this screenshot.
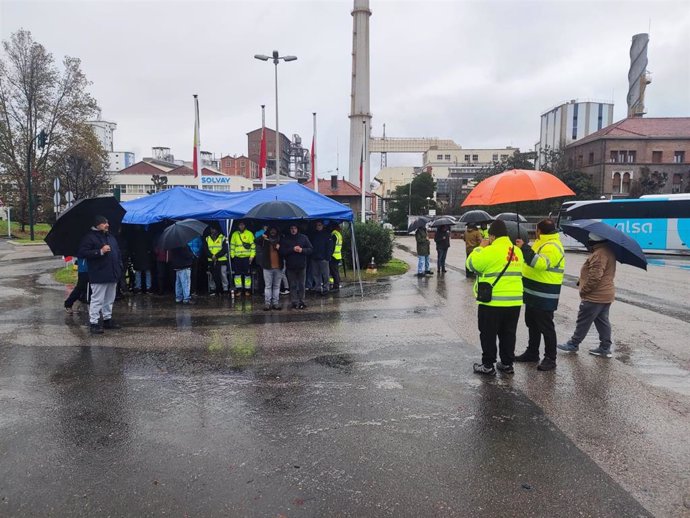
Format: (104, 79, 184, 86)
(121, 183, 362, 295)
(122, 183, 354, 224)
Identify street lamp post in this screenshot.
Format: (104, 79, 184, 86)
(254, 51, 297, 186)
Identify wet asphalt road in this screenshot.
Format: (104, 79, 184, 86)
(0, 238, 687, 517)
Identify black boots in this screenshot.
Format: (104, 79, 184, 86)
(89, 323, 103, 334)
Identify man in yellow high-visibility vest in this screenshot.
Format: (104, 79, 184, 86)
(230, 221, 256, 295)
(466, 219, 524, 376)
(329, 223, 343, 291)
(205, 227, 229, 295)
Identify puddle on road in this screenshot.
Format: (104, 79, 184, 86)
(616, 342, 690, 397)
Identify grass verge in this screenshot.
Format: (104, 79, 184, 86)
(0, 220, 51, 241)
(342, 258, 409, 281)
(54, 267, 77, 285)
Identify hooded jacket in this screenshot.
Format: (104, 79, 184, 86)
(279, 232, 313, 270)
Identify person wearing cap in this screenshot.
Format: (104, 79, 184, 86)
(558, 232, 617, 358)
(77, 215, 123, 334)
(466, 219, 524, 375)
(514, 219, 565, 371)
(279, 223, 313, 309)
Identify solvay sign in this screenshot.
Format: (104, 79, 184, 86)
(201, 176, 230, 185)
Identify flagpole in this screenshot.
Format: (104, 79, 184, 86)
(312, 112, 318, 192)
(261, 105, 267, 190)
(193, 94, 202, 189)
(361, 120, 366, 223)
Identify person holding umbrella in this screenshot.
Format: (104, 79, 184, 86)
(77, 215, 123, 334)
(415, 225, 433, 277)
(280, 223, 313, 309)
(433, 224, 451, 274)
(462, 224, 483, 278)
(169, 244, 195, 304)
(466, 219, 524, 375)
(514, 219, 565, 371)
(558, 233, 617, 358)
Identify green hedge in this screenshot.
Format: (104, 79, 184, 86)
(342, 222, 393, 268)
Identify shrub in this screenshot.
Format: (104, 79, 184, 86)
(342, 221, 393, 268)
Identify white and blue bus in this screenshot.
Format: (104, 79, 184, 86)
(556, 194, 690, 254)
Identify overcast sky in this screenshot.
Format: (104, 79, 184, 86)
(2, 0, 689, 177)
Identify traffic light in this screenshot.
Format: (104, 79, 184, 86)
(37, 130, 48, 149)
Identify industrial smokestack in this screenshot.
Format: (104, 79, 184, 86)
(348, 0, 372, 189)
(627, 33, 651, 118)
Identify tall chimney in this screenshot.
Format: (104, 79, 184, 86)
(348, 0, 372, 189)
(331, 175, 338, 191)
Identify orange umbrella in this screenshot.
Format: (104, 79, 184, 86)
(461, 169, 575, 206)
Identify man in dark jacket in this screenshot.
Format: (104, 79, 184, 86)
(279, 223, 313, 309)
(77, 215, 123, 334)
(434, 225, 450, 274)
(257, 226, 284, 310)
(309, 220, 333, 295)
(169, 244, 195, 304)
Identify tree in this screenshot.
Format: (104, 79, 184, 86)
(628, 166, 668, 198)
(148, 174, 168, 195)
(59, 123, 109, 203)
(386, 172, 436, 229)
(474, 151, 535, 184)
(0, 29, 99, 235)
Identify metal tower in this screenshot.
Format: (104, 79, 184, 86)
(627, 33, 652, 118)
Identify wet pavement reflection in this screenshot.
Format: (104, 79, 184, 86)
(0, 240, 687, 516)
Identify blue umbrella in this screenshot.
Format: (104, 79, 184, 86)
(560, 219, 648, 270)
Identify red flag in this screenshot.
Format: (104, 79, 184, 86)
(258, 127, 267, 179)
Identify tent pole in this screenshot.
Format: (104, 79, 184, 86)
(350, 223, 364, 297)
(226, 219, 234, 293)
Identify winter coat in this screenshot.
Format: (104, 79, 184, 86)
(257, 236, 284, 270)
(415, 228, 430, 256)
(168, 245, 195, 270)
(310, 230, 334, 261)
(130, 229, 154, 271)
(434, 227, 451, 250)
(279, 233, 313, 270)
(579, 243, 616, 304)
(463, 228, 483, 254)
(77, 229, 123, 284)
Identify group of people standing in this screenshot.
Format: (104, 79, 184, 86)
(412, 217, 617, 374)
(66, 216, 346, 333)
(464, 218, 617, 375)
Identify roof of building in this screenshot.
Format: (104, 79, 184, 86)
(317, 178, 372, 197)
(116, 162, 226, 176)
(117, 161, 171, 176)
(569, 117, 690, 147)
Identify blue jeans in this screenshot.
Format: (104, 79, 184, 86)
(175, 268, 191, 302)
(134, 270, 151, 290)
(263, 268, 282, 305)
(417, 255, 430, 274)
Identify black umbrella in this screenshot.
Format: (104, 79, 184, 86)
(458, 210, 493, 225)
(560, 219, 647, 270)
(44, 196, 125, 256)
(495, 212, 528, 223)
(430, 217, 456, 227)
(407, 216, 431, 233)
(245, 200, 307, 219)
(503, 220, 530, 243)
(157, 219, 208, 250)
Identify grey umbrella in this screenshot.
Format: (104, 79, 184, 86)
(495, 212, 528, 223)
(157, 219, 208, 250)
(245, 200, 307, 219)
(430, 217, 456, 227)
(503, 220, 530, 243)
(407, 216, 431, 233)
(458, 210, 493, 225)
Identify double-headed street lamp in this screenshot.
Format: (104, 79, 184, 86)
(254, 51, 297, 185)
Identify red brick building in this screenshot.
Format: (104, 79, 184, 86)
(219, 155, 259, 179)
(563, 117, 690, 197)
(247, 128, 291, 177)
(315, 176, 376, 221)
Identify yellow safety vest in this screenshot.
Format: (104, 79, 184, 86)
(331, 229, 343, 260)
(522, 233, 565, 311)
(466, 236, 524, 307)
(206, 235, 228, 262)
(480, 228, 489, 239)
(230, 229, 256, 259)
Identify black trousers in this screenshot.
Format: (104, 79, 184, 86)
(329, 259, 341, 289)
(64, 272, 89, 307)
(524, 305, 557, 360)
(286, 268, 306, 305)
(478, 305, 521, 366)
